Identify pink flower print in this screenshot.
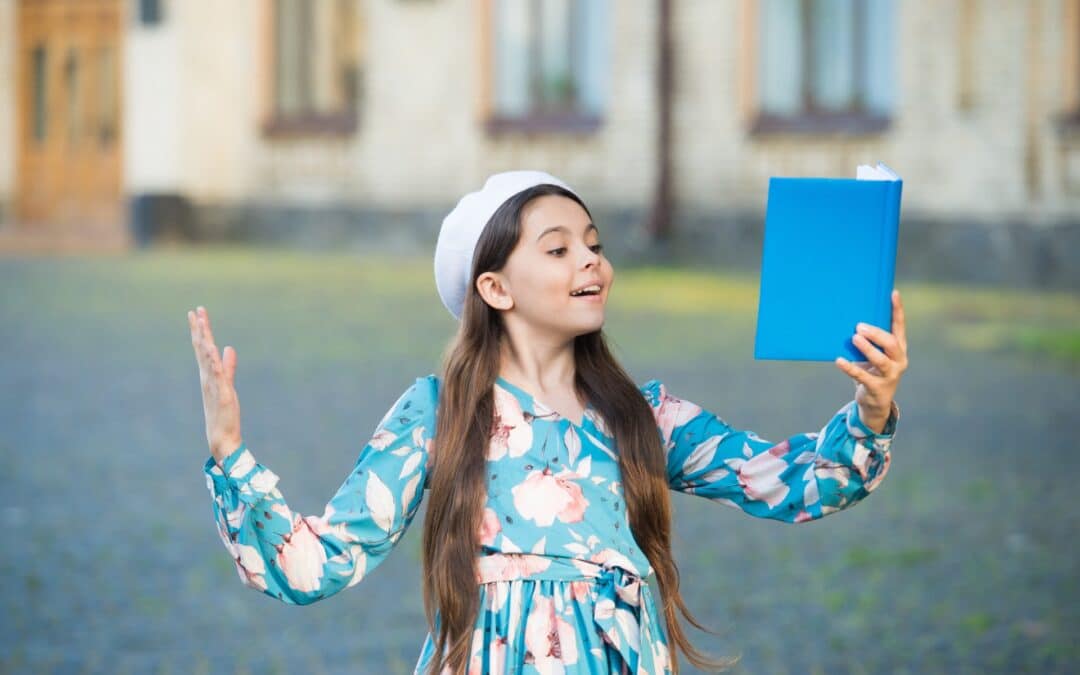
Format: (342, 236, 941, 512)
(478, 507, 502, 546)
(275, 522, 328, 593)
(732, 441, 791, 509)
(511, 467, 590, 527)
(477, 552, 553, 583)
(524, 596, 579, 670)
(511, 553, 552, 578)
(569, 580, 592, 603)
(469, 633, 507, 674)
(369, 428, 397, 450)
(306, 505, 367, 546)
(489, 384, 533, 461)
(653, 390, 702, 450)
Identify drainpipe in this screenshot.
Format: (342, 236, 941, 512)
(647, 0, 673, 241)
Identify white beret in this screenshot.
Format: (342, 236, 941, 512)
(434, 170, 576, 320)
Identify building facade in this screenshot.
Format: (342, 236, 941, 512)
(1, 0, 1078, 285)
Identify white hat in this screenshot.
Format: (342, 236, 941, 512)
(434, 170, 576, 320)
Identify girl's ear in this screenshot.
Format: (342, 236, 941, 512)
(475, 271, 514, 312)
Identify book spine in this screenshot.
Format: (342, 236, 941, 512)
(878, 180, 903, 331)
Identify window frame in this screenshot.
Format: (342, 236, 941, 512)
(744, 0, 894, 137)
(260, 0, 361, 139)
(479, 0, 604, 137)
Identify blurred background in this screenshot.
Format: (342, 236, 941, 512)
(0, 0, 1077, 673)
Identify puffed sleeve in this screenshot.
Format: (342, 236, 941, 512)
(639, 379, 898, 523)
(202, 374, 439, 604)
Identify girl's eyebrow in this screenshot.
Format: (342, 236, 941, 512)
(536, 223, 598, 242)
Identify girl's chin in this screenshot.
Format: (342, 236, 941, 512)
(569, 316, 605, 336)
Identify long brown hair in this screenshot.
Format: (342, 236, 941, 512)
(421, 184, 740, 673)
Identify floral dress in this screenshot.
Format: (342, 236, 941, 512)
(203, 374, 899, 674)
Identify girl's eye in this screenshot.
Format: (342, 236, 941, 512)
(547, 244, 603, 256)
(548, 245, 600, 254)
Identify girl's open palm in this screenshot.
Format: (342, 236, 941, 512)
(188, 306, 243, 463)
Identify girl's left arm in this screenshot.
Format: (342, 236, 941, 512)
(642, 379, 898, 522)
(644, 289, 909, 523)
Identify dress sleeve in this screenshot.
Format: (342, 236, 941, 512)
(202, 374, 439, 604)
(639, 379, 898, 523)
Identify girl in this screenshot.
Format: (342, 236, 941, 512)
(191, 170, 907, 674)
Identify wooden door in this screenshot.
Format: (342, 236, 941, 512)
(15, 0, 123, 228)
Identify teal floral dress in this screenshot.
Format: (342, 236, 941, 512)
(203, 374, 899, 674)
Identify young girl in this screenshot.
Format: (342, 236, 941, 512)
(190, 170, 906, 675)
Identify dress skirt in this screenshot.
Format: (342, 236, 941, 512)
(413, 553, 671, 675)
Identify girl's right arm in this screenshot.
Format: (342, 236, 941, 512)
(202, 375, 438, 605)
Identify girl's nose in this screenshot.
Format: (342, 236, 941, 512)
(580, 245, 600, 268)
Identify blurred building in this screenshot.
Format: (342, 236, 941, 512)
(0, 0, 1077, 286)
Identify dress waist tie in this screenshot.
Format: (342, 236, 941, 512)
(475, 553, 669, 674)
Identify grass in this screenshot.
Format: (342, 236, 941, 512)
(10, 244, 1076, 369)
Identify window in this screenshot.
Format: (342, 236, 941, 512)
(264, 0, 361, 137)
(138, 0, 164, 26)
(753, 0, 896, 135)
(486, 0, 609, 134)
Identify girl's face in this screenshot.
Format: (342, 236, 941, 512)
(478, 194, 613, 338)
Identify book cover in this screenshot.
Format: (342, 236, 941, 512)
(753, 162, 902, 362)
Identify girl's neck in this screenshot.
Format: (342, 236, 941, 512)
(498, 328, 576, 393)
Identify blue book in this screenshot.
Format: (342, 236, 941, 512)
(754, 162, 902, 362)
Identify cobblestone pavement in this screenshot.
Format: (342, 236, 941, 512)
(0, 249, 1076, 674)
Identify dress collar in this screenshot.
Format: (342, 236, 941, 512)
(494, 375, 595, 428)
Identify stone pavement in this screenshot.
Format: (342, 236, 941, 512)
(0, 250, 1075, 674)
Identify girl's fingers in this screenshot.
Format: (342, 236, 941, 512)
(189, 307, 224, 379)
(852, 333, 892, 372)
(199, 307, 217, 348)
(835, 356, 876, 386)
(223, 345, 237, 384)
(892, 289, 908, 353)
(197, 308, 224, 374)
(188, 310, 199, 350)
(189, 310, 209, 373)
(854, 322, 901, 362)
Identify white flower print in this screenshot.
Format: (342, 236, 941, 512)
(234, 543, 268, 590)
(365, 471, 396, 533)
(247, 468, 279, 494)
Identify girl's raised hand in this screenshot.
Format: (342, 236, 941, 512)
(835, 288, 908, 429)
(188, 306, 243, 463)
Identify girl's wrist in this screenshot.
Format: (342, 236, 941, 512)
(857, 402, 890, 434)
(212, 437, 244, 464)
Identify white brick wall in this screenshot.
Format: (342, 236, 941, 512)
(0, 0, 1077, 223)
